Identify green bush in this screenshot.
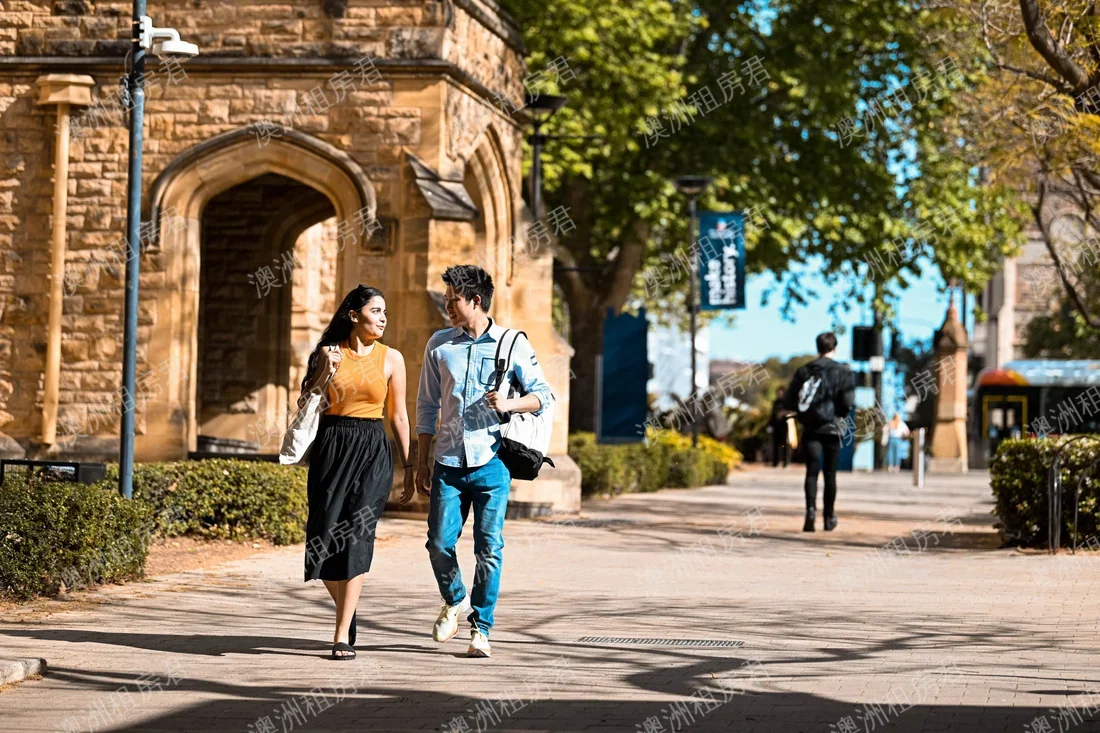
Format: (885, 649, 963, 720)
(0, 479, 152, 600)
(697, 435, 742, 484)
(569, 433, 635, 496)
(568, 431, 742, 497)
(2, 458, 311, 600)
(106, 460, 310, 546)
(990, 436, 1100, 547)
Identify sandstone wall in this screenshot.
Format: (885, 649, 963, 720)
(0, 0, 569, 461)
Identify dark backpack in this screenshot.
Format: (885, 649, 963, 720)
(795, 363, 836, 428)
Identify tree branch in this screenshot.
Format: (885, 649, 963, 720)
(1034, 176, 1100, 327)
(603, 219, 650, 312)
(994, 60, 1071, 90)
(553, 178, 595, 315)
(1019, 0, 1093, 90)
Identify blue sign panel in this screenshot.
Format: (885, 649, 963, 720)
(599, 308, 648, 444)
(698, 211, 746, 310)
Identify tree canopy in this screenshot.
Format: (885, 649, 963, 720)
(502, 0, 1026, 429)
(951, 0, 1100, 332)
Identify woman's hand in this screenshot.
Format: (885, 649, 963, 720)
(322, 346, 342, 376)
(399, 467, 416, 504)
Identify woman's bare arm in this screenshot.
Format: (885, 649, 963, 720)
(386, 348, 412, 467)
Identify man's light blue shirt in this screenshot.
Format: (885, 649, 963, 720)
(416, 319, 553, 468)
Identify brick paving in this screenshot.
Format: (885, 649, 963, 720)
(2, 468, 1100, 732)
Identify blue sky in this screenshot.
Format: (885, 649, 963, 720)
(708, 259, 967, 414)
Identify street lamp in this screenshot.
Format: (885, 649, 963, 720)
(673, 174, 713, 448)
(524, 92, 567, 221)
(119, 4, 198, 499)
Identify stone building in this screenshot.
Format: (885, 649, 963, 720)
(973, 181, 1086, 370)
(0, 1, 579, 512)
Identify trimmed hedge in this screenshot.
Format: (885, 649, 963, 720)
(990, 436, 1100, 547)
(0, 479, 152, 599)
(568, 431, 742, 497)
(2, 459, 310, 600)
(108, 460, 309, 546)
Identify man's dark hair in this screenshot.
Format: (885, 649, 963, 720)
(816, 331, 838, 355)
(442, 264, 494, 311)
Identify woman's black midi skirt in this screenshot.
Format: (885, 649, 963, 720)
(304, 415, 393, 581)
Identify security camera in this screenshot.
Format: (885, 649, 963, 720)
(152, 39, 199, 58)
(139, 15, 200, 58)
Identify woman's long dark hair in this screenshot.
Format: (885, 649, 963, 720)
(300, 285, 384, 394)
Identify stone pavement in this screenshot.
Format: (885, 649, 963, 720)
(3, 468, 1100, 733)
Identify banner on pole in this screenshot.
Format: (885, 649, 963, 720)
(698, 211, 745, 310)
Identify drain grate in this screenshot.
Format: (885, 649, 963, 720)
(577, 637, 744, 648)
(544, 518, 640, 528)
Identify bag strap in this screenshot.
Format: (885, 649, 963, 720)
(492, 327, 525, 391)
(493, 329, 510, 391)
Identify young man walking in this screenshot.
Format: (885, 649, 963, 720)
(414, 264, 552, 658)
(785, 332, 856, 532)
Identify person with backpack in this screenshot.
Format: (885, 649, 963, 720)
(784, 332, 856, 532)
(414, 264, 553, 658)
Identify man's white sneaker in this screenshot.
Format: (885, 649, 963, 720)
(467, 628, 492, 658)
(431, 595, 470, 643)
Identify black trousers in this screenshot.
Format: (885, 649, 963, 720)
(803, 435, 840, 516)
(770, 429, 789, 468)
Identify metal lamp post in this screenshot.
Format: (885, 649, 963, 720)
(119, 6, 197, 498)
(523, 92, 567, 221)
(673, 175, 713, 448)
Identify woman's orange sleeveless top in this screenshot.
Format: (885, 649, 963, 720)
(325, 341, 388, 418)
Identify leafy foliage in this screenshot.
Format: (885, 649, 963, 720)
(0, 479, 151, 600)
(990, 436, 1100, 547)
(2, 459, 310, 600)
(1022, 280, 1100, 358)
(106, 460, 310, 546)
(502, 0, 1025, 429)
(567, 431, 740, 497)
(951, 0, 1100, 334)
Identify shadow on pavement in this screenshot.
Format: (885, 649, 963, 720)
(45, 663, 1084, 733)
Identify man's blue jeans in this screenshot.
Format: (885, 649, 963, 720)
(426, 456, 510, 635)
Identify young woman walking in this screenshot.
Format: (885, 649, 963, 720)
(884, 413, 911, 473)
(299, 285, 414, 660)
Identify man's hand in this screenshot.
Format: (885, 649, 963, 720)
(415, 462, 432, 497)
(485, 391, 515, 414)
(399, 467, 416, 504)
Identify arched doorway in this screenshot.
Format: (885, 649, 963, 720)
(139, 129, 375, 460)
(196, 174, 338, 453)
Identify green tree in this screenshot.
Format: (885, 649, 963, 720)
(954, 0, 1100, 334)
(504, 0, 1023, 431)
(1022, 288, 1100, 358)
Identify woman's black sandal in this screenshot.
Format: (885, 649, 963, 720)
(349, 612, 357, 647)
(331, 642, 356, 660)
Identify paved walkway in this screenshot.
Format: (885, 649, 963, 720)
(3, 468, 1100, 732)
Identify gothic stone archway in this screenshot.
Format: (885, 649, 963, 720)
(139, 129, 374, 460)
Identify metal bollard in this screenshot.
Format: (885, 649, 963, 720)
(913, 428, 925, 488)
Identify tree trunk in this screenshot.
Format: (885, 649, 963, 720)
(555, 218, 650, 434)
(566, 305, 605, 433)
